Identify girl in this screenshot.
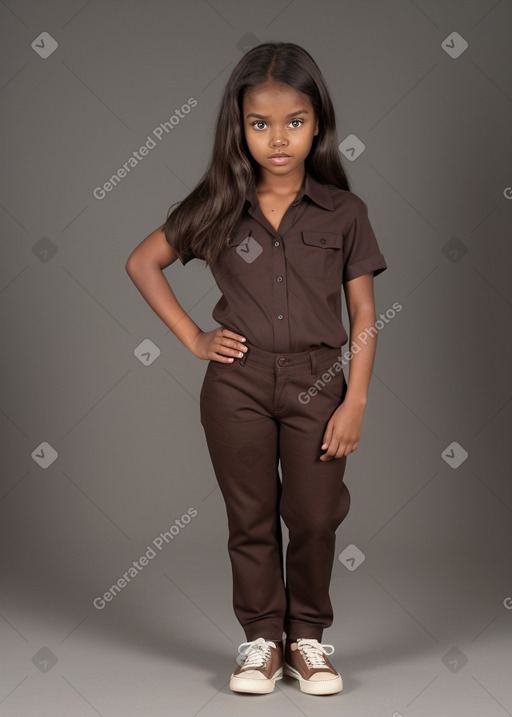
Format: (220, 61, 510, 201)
(126, 41, 387, 696)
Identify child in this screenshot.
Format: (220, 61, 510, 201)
(126, 41, 387, 696)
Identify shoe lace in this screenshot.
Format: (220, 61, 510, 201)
(236, 637, 277, 668)
(296, 638, 335, 668)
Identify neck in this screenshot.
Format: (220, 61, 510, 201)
(256, 165, 306, 197)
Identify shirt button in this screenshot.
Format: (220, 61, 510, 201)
(277, 314, 284, 320)
(274, 241, 280, 247)
(320, 237, 326, 244)
(276, 276, 283, 282)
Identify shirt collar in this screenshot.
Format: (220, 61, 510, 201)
(245, 170, 335, 211)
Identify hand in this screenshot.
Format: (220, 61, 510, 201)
(319, 399, 366, 461)
(190, 326, 248, 362)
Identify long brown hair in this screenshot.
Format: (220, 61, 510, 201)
(163, 41, 351, 268)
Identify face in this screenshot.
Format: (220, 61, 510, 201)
(242, 81, 319, 181)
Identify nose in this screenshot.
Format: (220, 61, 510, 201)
(270, 125, 288, 148)
(270, 134, 287, 149)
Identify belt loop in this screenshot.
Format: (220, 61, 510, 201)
(310, 349, 318, 377)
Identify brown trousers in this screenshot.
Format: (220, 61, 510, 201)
(199, 342, 351, 643)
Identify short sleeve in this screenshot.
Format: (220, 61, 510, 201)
(343, 196, 387, 283)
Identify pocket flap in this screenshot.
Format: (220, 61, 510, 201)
(302, 231, 343, 249)
(228, 227, 254, 247)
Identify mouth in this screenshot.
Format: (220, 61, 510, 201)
(268, 153, 291, 158)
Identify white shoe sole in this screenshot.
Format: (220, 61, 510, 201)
(229, 667, 283, 694)
(283, 662, 343, 695)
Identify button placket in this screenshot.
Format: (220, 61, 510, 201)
(272, 227, 289, 351)
(248, 196, 306, 353)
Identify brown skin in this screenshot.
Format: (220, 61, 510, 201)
(125, 227, 246, 364)
(242, 81, 319, 198)
(320, 272, 377, 461)
(126, 81, 378, 460)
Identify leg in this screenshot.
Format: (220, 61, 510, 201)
(278, 361, 351, 642)
(200, 359, 286, 642)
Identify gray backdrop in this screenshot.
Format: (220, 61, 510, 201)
(1, 1, 511, 716)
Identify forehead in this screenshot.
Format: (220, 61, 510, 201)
(243, 82, 312, 115)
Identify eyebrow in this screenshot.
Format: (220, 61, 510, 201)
(245, 109, 309, 119)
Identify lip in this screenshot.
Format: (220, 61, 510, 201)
(269, 155, 291, 165)
(268, 153, 290, 158)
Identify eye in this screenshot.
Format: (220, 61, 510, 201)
(249, 118, 305, 131)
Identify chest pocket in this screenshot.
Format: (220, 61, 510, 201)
(226, 226, 264, 276)
(300, 231, 343, 281)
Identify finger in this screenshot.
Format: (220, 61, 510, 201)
(219, 343, 245, 359)
(321, 428, 331, 451)
(320, 437, 333, 460)
(321, 421, 333, 448)
(222, 328, 247, 343)
(212, 351, 236, 363)
(217, 331, 248, 358)
(321, 439, 343, 461)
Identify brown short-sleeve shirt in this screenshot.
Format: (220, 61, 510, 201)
(174, 170, 387, 353)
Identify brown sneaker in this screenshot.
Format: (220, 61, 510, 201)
(284, 638, 343, 695)
(229, 637, 284, 694)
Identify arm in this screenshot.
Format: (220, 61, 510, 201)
(320, 272, 378, 460)
(125, 225, 247, 362)
(343, 272, 378, 407)
(125, 224, 203, 353)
